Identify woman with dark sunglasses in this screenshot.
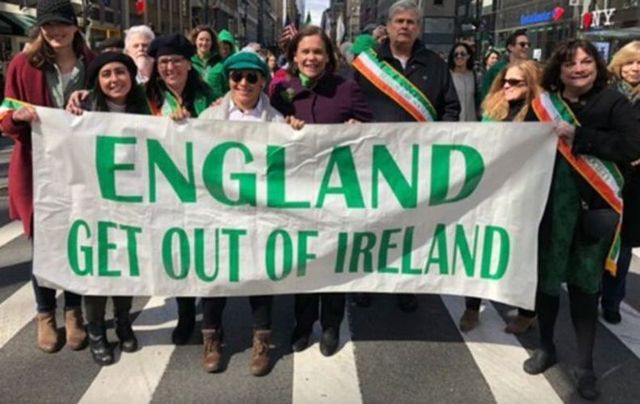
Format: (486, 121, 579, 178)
(458, 59, 543, 334)
(197, 51, 303, 377)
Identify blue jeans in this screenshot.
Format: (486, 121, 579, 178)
(601, 246, 632, 312)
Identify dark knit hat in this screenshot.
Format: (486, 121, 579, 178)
(86, 52, 138, 89)
(223, 51, 269, 80)
(37, 0, 77, 26)
(148, 34, 195, 60)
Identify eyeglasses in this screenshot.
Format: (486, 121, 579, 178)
(230, 71, 260, 84)
(454, 52, 469, 58)
(157, 56, 186, 67)
(502, 78, 526, 87)
(517, 42, 530, 48)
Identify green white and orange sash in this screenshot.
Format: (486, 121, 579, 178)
(352, 48, 437, 122)
(0, 97, 32, 121)
(148, 90, 209, 118)
(532, 91, 624, 275)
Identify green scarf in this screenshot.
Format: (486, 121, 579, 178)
(298, 72, 316, 89)
(616, 80, 640, 105)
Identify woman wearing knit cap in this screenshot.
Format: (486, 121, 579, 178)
(146, 33, 216, 121)
(197, 51, 303, 376)
(68, 52, 149, 365)
(0, 0, 93, 354)
(145, 33, 216, 345)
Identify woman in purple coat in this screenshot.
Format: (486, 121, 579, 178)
(271, 25, 372, 356)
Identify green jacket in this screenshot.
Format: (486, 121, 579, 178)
(191, 53, 221, 82)
(479, 58, 508, 102)
(205, 29, 237, 101)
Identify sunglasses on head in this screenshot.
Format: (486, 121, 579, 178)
(454, 52, 468, 58)
(502, 78, 525, 87)
(230, 71, 260, 84)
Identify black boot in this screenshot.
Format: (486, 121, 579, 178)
(88, 322, 114, 366)
(172, 298, 195, 345)
(320, 327, 340, 357)
(523, 347, 557, 374)
(290, 326, 310, 352)
(574, 368, 599, 401)
(115, 312, 138, 353)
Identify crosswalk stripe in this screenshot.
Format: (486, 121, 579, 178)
(0, 283, 52, 349)
(292, 306, 363, 404)
(440, 296, 563, 404)
(599, 301, 640, 360)
(0, 220, 23, 249)
(79, 297, 177, 404)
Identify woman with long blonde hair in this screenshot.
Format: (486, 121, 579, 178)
(481, 59, 542, 122)
(601, 41, 640, 324)
(458, 59, 542, 335)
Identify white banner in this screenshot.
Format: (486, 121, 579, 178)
(31, 108, 556, 309)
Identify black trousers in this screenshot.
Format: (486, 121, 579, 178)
(84, 295, 133, 323)
(465, 297, 536, 318)
(602, 246, 632, 312)
(201, 296, 273, 330)
(294, 293, 345, 332)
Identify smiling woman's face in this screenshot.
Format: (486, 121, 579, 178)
(294, 35, 329, 79)
(560, 47, 597, 93)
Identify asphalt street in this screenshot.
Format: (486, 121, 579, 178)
(0, 223, 639, 404)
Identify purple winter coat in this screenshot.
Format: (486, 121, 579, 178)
(270, 72, 373, 124)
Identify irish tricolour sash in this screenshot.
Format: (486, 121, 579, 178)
(0, 97, 31, 120)
(532, 91, 624, 275)
(352, 48, 437, 122)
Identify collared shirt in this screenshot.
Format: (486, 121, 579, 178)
(228, 97, 264, 121)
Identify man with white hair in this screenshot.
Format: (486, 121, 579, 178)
(124, 25, 155, 83)
(353, 0, 460, 312)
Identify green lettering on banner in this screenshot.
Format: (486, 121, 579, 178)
(378, 228, 401, 273)
(95, 136, 142, 202)
(68, 219, 93, 276)
(334, 232, 348, 273)
(429, 145, 484, 206)
(316, 146, 365, 208)
(222, 228, 246, 282)
(97, 221, 120, 277)
(266, 230, 293, 281)
(266, 146, 311, 208)
(372, 145, 418, 208)
(297, 231, 318, 276)
(480, 226, 510, 280)
(194, 228, 219, 282)
(424, 224, 449, 274)
(147, 140, 196, 202)
(452, 225, 479, 276)
(349, 232, 376, 272)
(202, 142, 256, 206)
(401, 226, 421, 275)
(162, 228, 190, 280)
(120, 224, 142, 277)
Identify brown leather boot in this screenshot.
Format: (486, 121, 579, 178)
(202, 329, 223, 373)
(36, 311, 61, 353)
(505, 315, 537, 334)
(459, 309, 480, 333)
(65, 308, 88, 350)
(250, 330, 272, 377)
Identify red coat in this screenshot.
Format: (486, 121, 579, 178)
(1, 49, 94, 237)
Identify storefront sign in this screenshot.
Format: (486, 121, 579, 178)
(582, 7, 616, 30)
(520, 7, 564, 26)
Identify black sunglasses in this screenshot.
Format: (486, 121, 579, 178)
(502, 78, 525, 87)
(230, 71, 259, 84)
(454, 52, 468, 58)
(517, 42, 530, 48)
